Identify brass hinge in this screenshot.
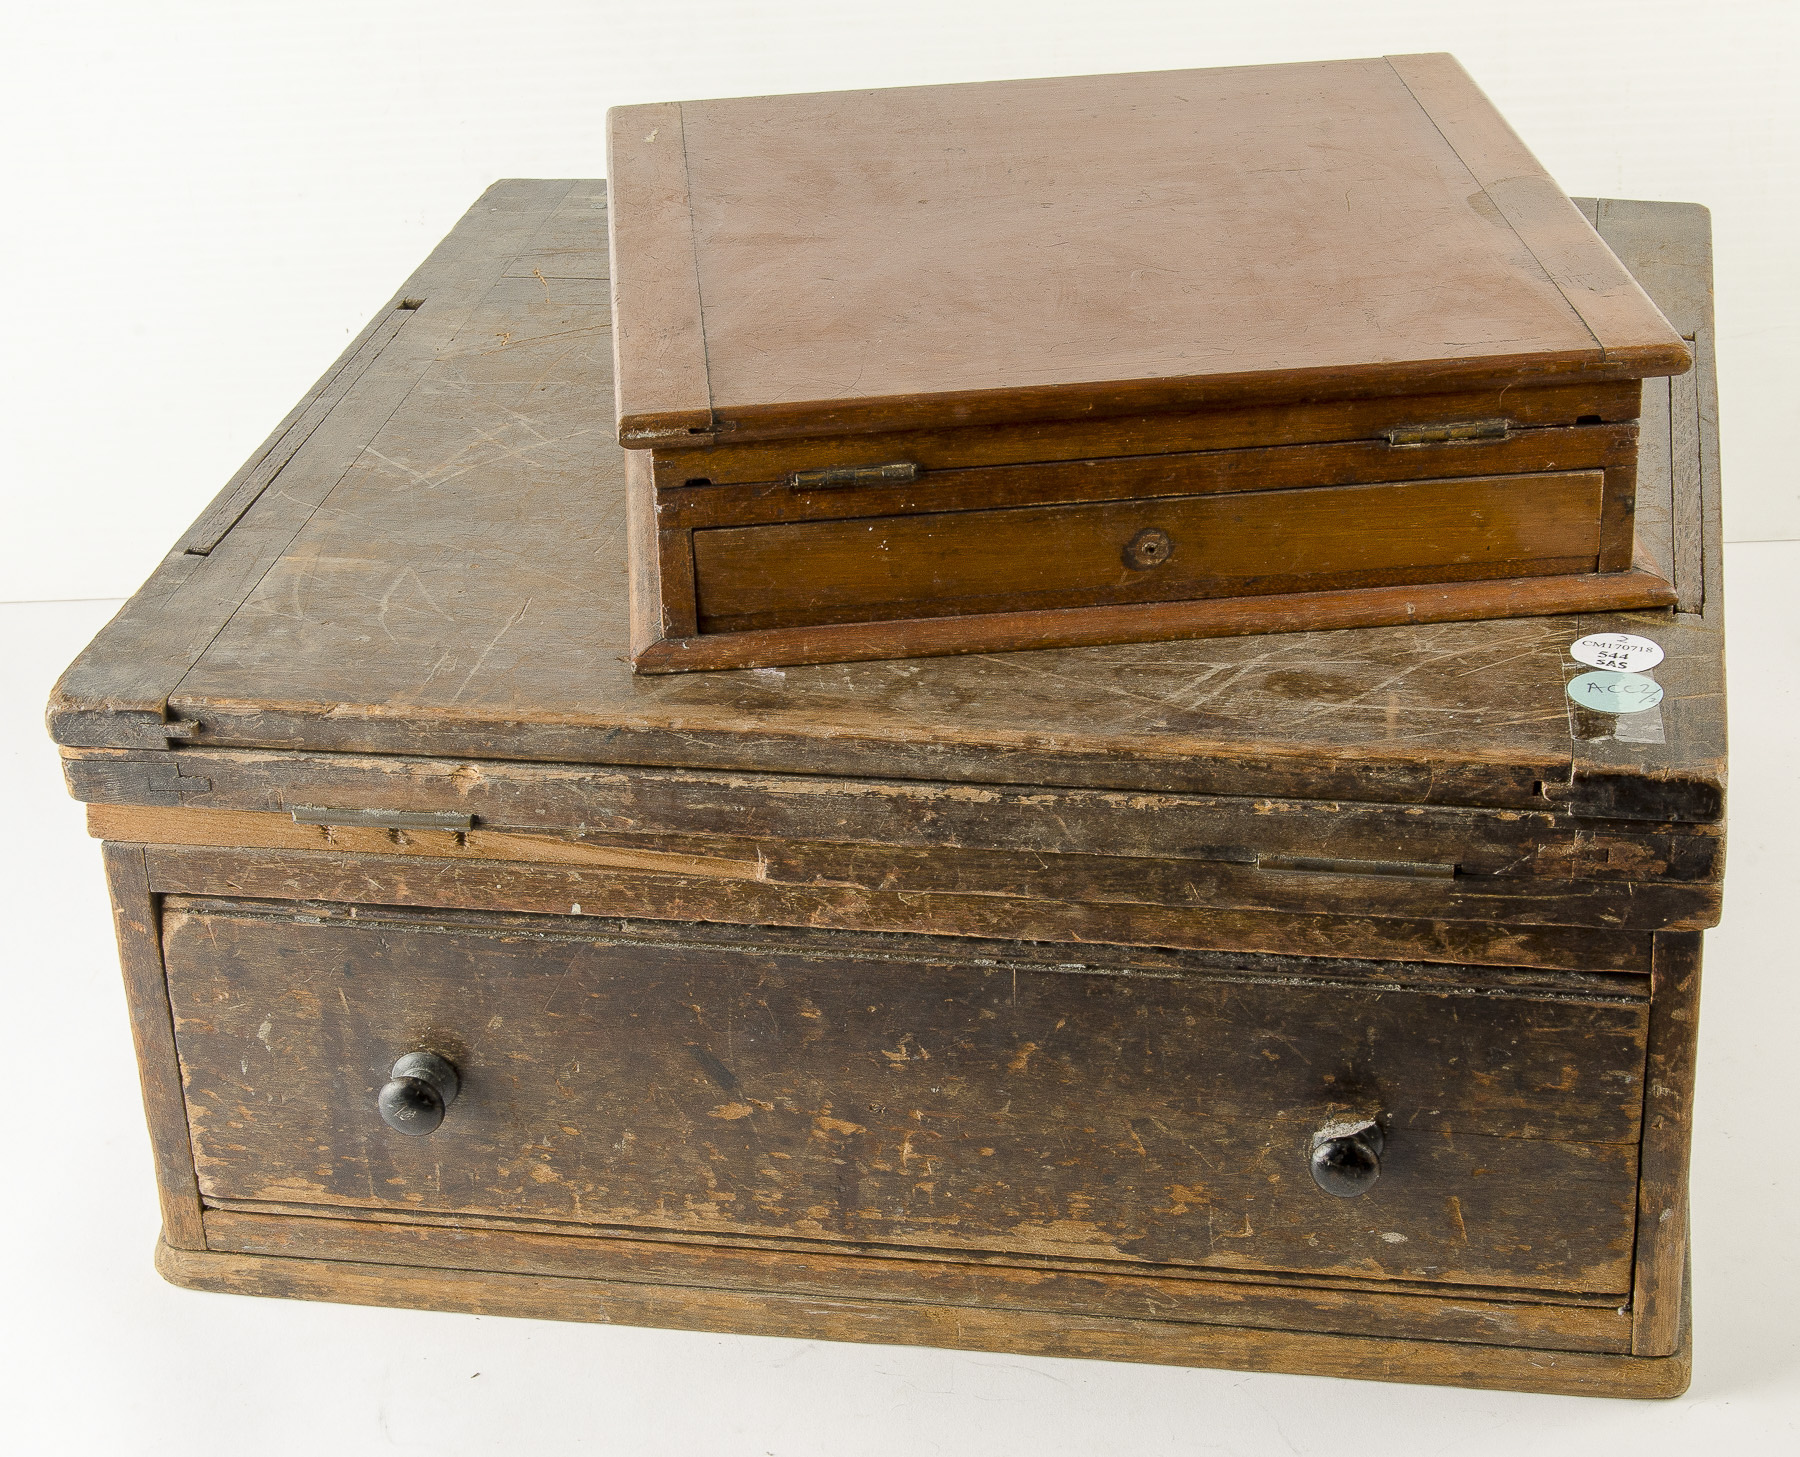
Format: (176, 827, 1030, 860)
(1383, 418, 1510, 447)
(291, 806, 475, 831)
(788, 463, 921, 489)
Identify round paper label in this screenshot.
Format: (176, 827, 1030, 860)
(1566, 670, 1665, 714)
(1570, 632, 1664, 672)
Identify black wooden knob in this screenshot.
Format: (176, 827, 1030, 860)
(378, 1051, 460, 1136)
(1309, 1118, 1384, 1197)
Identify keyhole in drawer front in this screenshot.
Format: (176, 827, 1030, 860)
(1124, 528, 1174, 570)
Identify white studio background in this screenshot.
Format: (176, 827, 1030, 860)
(3, 6, 1798, 1457)
(1, 0, 1796, 604)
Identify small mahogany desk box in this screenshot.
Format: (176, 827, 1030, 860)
(609, 55, 1692, 672)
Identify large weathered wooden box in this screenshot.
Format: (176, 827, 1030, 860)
(608, 55, 1692, 672)
(50, 181, 1721, 1398)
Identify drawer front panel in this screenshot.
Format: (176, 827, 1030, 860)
(692, 471, 1604, 632)
(164, 903, 1645, 1292)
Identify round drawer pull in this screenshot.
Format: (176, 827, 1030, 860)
(1309, 1117, 1384, 1197)
(378, 1050, 461, 1136)
(1123, 527, 1174, 570)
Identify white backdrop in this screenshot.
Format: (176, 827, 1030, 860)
(1, 0, 1795, 603)
(4, 7, 1799, 1455)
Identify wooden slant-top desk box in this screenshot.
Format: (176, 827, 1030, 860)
(609, 57, 1692, 672)
(51, 183, 1723, 1397)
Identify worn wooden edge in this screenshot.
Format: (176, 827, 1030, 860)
(651, 383, 1643, 494)
(103, 845, 205, 1250)
(47, 179, 580, 738)
(161, 893, 1653, 1003)
(197, 1207, 1634, 1352)
(1631, 931, 1702, 1356)
(153, 1238, 1691, 1398)
(62, 746, 1723, 879)
(633, 565, 1678, 673)
(178, 304, 420, 555)
(649, 351, 1674, 454)
(87, 803, 1723, 935)
(136, 841, 1658, 975)
(606, 101, 713, 438)
(1558, 200, 1725, 821)
(655, 422, 1639, 527)
(1386, 55, 1690, 373)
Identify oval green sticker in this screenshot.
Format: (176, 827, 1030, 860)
(1566, 670, 1664, 714)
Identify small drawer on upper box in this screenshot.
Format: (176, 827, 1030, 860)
(164, 899, 1647, 1294)
(692, 470, 1606, 633)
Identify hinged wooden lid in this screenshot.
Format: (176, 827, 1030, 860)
(607, 55, 1691, 449)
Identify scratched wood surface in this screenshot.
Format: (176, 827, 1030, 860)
(47, 187, 1723, 823)
(156, 1239, 1691, 1398)
(163, 900, 1644, 1293)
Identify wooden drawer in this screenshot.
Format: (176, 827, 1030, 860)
(164, 899, 1646, 1294)
(691, 470, 1605, 632)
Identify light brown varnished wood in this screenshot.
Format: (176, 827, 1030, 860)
(156, 1239, 1691, 1398)
(689, 471, 1611, 633)
(638, 568, 1678, 674)
(609, 59, 1686, 442)
(655, 422, 1639, 527)
(610, 58, 1689, 667)
(649, 382, 1644, 492)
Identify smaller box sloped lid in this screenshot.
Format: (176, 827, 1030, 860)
(607, 54, 1691, 447)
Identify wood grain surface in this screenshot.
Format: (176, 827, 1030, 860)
(139, 842, 1659, 973)
(156, 1239, 1690, 1398)
(689, 471, 1609, 633)
(198, 1208, 1635, 1351)
(608, 57, 1687, 442)
(63, 747, 1722, 886)
(163, 900, 1645, 1292)
(45, 187, 1723, 824)
(89, 803, 1721, 935)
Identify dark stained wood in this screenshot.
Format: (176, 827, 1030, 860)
(690, 472, 1612, 633)
(49, 180, 579, 749)
(89, 805, 1721, 934)
(1632, 932, 1703, 1356)
(156, 1240, 1691, 1398)
(163, 901, 1644, 1292)
(64, 747, 1725, 886)
(1548, 202, 1724, 824)
(201, 1209, 1633, 1352)
(45, 187, 1722, 829)
(178, 303, 422, 555)
(55, 194, 1721, 1400)
(158, 896, 1657, 1002)
(102, 844, 205, 1250)
(139, 843, 1656, 974)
